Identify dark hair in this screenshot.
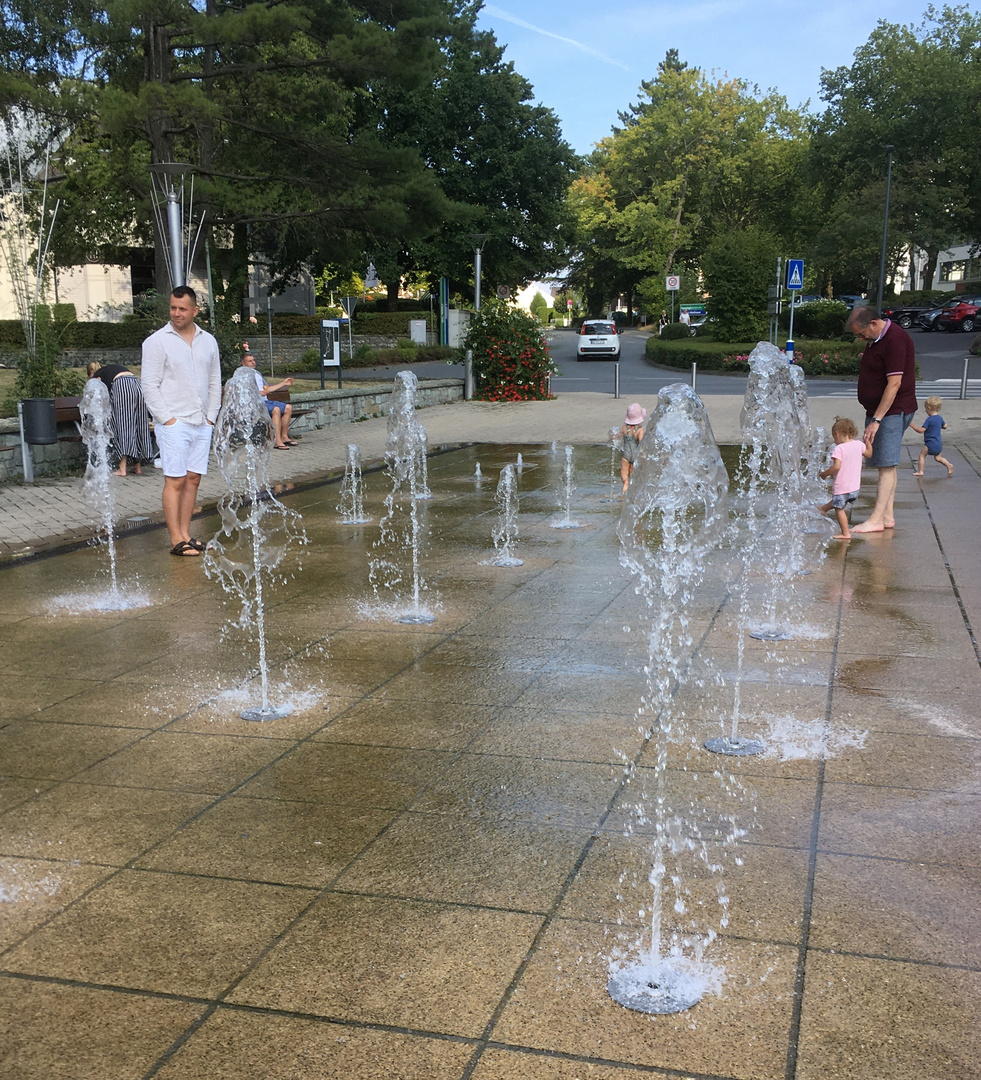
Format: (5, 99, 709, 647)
(171, 285, 198, 305)
(845, 304, 880, 331)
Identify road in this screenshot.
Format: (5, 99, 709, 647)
(302, 324, 981, 399)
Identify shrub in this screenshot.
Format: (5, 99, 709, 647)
(787, 299, 849, 339)
(702, 225, 779, 342)
(465, 301, 556, 402)
(659, 322, 693, 340)
(529, 291, 549, 322)
(396, 338, 417, 350)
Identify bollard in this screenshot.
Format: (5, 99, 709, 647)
(614, 362, 620, 399)
(16, 400, 35, 484)
(464, 348, 473, 400)
(961, 356, 971, 400)
(691, 362, 697, 391)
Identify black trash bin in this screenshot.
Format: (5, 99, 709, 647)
(21, 398, 58, 445)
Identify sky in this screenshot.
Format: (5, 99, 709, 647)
(476, 0, 941, 156)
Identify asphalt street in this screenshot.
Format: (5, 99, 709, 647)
(302, 323, 981, 399)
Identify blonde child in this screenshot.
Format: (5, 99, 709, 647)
(819, 417, 873, 540)
(619, 403, 646, 493)
(910, 396, 953, 477)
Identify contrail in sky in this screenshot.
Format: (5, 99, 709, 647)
(482, 5, 633, 71)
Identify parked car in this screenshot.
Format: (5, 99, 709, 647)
(917, 300, 962, 331)
(937, 295, 981, 333)
(881, 304, 931, 330)
(834, 294, 865, 309)
(576, 319, 620, 360)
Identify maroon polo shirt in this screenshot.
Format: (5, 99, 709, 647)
(856, 320, 917, 417)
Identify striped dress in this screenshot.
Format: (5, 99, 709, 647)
(96, 366, 155, 464)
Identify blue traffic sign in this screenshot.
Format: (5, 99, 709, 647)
(786, 259, 804, 290)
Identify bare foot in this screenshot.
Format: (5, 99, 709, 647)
(111, 469, 126, 477)
(947, 467, 954, 477)
(851, 520, 885, 534)
(913, 471, 923, 476)
(134, 466, 142, 475)
(884, 520, 895, 528)
(832, 533, 851, 540)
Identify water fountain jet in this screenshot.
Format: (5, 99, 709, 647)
(611, 383, 730, 1014)
(204, 366, 306, 721)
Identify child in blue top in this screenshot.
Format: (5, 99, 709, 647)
(910, 396, 953, 478)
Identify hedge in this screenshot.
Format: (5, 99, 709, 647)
(646, 336, 863, 375)
(250, 311, 437, 336)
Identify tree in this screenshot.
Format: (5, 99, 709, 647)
(701, 225, 779, 342)
(810, 5, 981, 291)
(2, 0, 457, 304)
(566, 53, 807, 315)
(373, 4, 577, 303)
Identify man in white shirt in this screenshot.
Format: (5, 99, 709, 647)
(141, 286, 222, 557)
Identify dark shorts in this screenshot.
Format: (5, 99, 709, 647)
(831, 490, 859, 510)
(867, 412, 913, 468)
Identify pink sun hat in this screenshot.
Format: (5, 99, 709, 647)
(624, 403, 646, 425)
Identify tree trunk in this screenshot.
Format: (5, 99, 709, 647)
(921, 247, 939, 291)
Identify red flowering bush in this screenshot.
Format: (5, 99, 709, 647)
(720, 348, 861, 377)
(465, 301, 557, 402)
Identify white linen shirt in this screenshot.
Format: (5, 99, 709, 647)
(141, 322, 222, 426)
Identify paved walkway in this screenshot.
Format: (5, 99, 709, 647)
(2, 387, 981, 561)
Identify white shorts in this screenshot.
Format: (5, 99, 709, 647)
(154, 420, 213, 478)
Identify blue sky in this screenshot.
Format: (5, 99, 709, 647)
(476, 0, 938, 156)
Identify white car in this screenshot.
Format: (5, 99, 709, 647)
(576, 319, 620, 360)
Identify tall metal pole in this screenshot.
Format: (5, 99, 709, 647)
(474, 246, 483, 312)
(877, 146, 894, 313)
(166, 182, 184, 288)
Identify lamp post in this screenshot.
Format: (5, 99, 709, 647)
(876, 145, 895, 314)
(464, 233, 490, 400)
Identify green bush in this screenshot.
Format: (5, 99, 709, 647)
(702, 225, 779, 342)
(529, 291, 549, 322)
(659, 322, 693, 340)
(351, 311, 436, 336)
(788, 299, 850, 340)
(464, 301, 556, 402)
(395, 338, 417, 350)
(646, 335, 862, 373)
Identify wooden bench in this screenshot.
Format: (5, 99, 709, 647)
(265, 388, 311, 436)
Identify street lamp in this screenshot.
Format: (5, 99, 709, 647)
(876, 145, 895, 314)
(464, 233, 490, 399)
(149, 163, 206, 293)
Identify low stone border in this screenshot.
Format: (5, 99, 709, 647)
(0, 377, 464, 483)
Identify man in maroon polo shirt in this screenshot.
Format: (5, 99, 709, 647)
(845, 305, 917, 533)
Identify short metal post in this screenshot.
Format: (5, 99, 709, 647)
(17, 400, 35, 484)
(614, 362, 620, 399)
(691, 362, 697, 391)
(464, 348, 473, 400)
(960, 356, 970, 400)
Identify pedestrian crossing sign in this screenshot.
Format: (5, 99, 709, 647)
(787, 259, 804, 290)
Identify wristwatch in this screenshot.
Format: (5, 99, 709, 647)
(870, 417, 881, 424)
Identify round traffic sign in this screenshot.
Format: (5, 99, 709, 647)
(666, 275, 680, 291)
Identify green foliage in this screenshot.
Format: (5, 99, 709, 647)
(702, 226, 779, 343)
(529, 291, 549, 321)
(464, 301, 556, 402)
(567, 53, 807, 314)
(659, 322, 693, 340)
(395, 338, 417, 350)
(352, 312, 436, 336)
(645, 336, 862, 373)
(788, 299, 850, 339)
(718, 350, 861, 376)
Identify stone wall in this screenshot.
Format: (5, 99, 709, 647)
(0, 377, 463, 483)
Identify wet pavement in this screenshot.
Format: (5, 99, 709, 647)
(1, 389, 981, 1079)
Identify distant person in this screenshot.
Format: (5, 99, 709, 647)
(618, 402, 646, 494)
(86, 361, 154, 477)
(818, 416, 873, 540)
(679, 309, 691, 329)
(658, 310, 668, 336)
(845, 305, 917, 533)
(910, 396, 953, 478)
(240, 352, 295, 449)
(141, 286, 222, 557)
